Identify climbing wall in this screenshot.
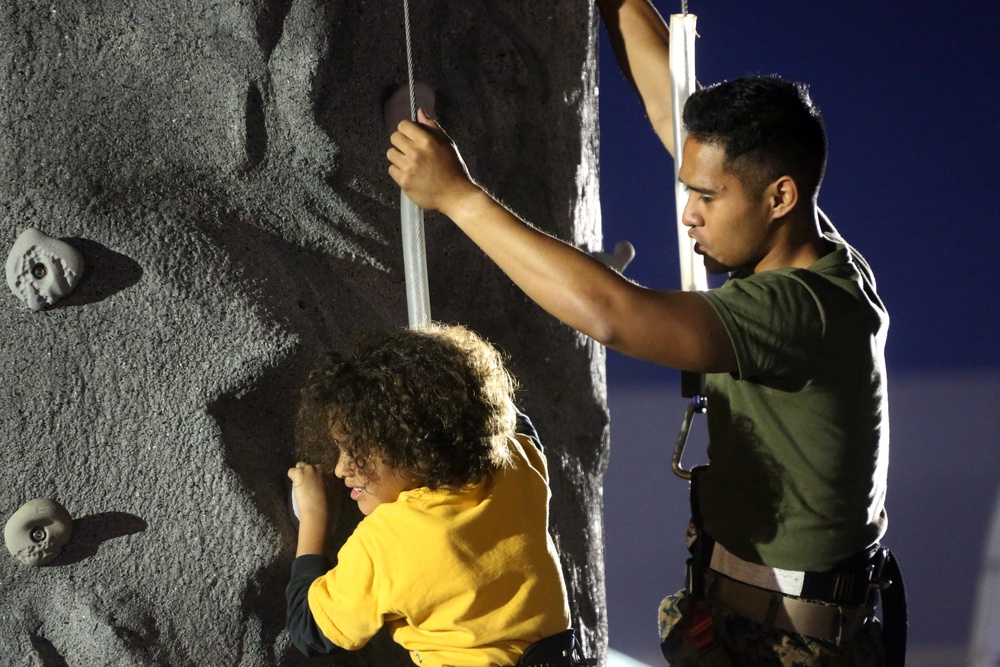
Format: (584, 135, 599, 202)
(0, 1, 607, 665)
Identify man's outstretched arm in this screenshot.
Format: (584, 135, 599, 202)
(387, 113, 735, 374)
(598, 0, 676, 155)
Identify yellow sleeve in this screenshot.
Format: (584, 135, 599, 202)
(514, 433, 550, 485)
(307, 532, 387, 650)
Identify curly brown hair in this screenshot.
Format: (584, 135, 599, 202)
(295, 323, 517, 489)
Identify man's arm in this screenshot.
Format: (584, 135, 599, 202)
(598, 0, 676, 155)
(387, 114, 736, 374)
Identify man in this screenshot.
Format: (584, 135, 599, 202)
(386, 2, 898, 664)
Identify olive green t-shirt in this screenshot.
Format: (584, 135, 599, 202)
(697, 237, 889, 572)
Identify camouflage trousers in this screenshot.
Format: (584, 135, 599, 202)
(658, 588, 883, 666)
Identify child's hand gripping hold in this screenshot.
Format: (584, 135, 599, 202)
(288, 462, 331, 557)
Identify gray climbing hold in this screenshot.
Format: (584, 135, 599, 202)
(593, 240, 636, 274)
(4, 498, 74, 566)
(6, 227, 86, 312)
(288, 485, 300, 530)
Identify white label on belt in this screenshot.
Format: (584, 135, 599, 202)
(709, 543, 805, 596)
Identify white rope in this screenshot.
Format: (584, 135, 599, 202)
(669, 12, 706, 293)
(669, 10, 708, 481)
(400, 0, 431, 328)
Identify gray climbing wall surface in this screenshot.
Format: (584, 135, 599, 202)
(0, 1, 608, 665)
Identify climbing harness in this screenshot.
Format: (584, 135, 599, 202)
(667, 6, 706, 480)
(512, 629, 596, 667)
(399, 0, 432, 328)
(678, 514, 908, 666)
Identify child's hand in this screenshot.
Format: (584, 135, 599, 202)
(288, 463, 329, 524)
(289, 463, 332, 557)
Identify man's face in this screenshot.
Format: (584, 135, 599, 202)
(678, 138, 772, 275)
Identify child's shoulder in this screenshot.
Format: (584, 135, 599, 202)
(510, 432, 549, 483)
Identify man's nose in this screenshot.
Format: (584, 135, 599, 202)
(681, 192, 700, 227)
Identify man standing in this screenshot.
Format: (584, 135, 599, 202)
(387, 1, 897, 664)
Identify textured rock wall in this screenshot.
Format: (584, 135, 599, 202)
(0, 1, 607, 665)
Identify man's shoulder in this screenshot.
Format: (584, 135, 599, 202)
(706, 266, 823, 307)
(719, 241, 875, 302)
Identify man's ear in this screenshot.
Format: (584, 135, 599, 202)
(767, 175, 799, 220)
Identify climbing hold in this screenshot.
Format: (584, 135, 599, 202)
(594, 240, 636, 273)
(4, 498, 74, 566)
(6, 228, 85, 312)
(288, 484, 300, 530)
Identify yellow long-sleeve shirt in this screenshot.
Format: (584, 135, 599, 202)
(307, 433, 571, 667)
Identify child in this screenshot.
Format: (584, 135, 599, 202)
(285, 323, 581, 667)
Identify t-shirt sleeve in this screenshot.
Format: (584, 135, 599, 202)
(513, 433, 550, 485)
(306, 531, 390, 650)
(699, 272, 825, 381)
(285, 554, 341, 656)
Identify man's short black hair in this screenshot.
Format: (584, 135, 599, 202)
(683, 75, 828, 201)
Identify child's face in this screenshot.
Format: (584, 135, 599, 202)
(334, 449, 418, 516)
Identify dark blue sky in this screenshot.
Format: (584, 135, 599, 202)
(599, 1, 1000, 383)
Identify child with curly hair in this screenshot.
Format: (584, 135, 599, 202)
(285, 323, 581, 667)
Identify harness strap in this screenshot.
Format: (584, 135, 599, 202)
(708, 574, 872, 644)
(708, 541, 873, 607)
(879, 548, 907, 667)
(685, 466, 712, 600)
(515, 629, 595, 667)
